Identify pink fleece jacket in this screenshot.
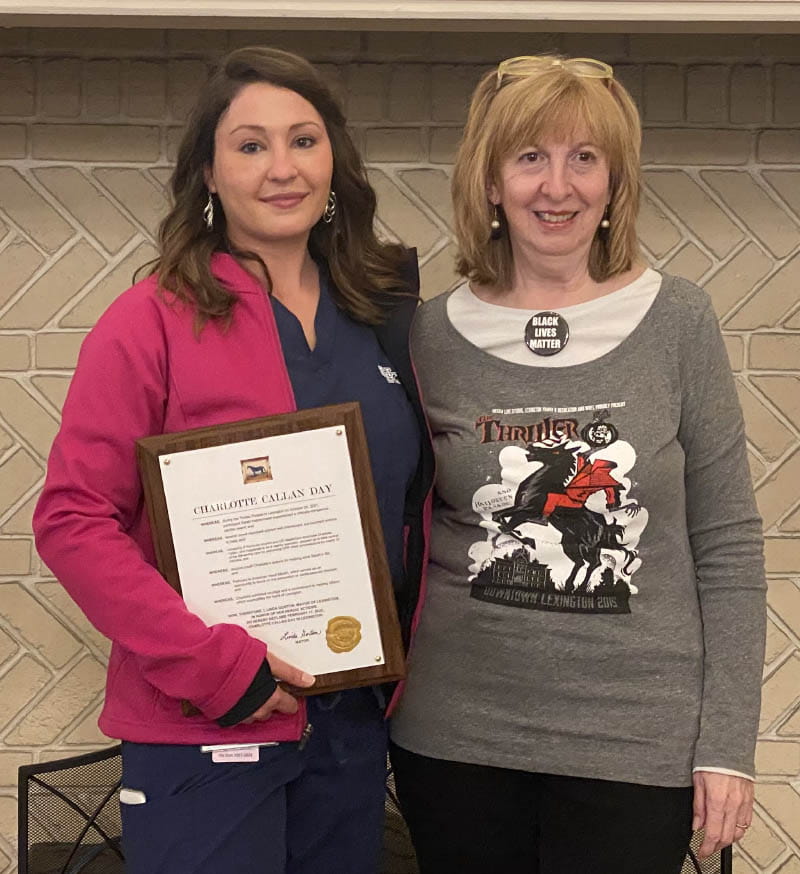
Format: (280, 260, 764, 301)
(33, 255, 315, 744)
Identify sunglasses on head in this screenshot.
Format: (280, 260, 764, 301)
(496, 56, 614, 90)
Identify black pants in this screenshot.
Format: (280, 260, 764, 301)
(390, 743, 693, 874)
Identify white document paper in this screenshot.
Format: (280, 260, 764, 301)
(159, 425, 384, 676)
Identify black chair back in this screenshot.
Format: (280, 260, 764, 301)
(18, 745, 124, 874)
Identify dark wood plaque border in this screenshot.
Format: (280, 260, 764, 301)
(136, 402, 405, 697)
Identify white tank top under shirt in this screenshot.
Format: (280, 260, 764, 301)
(442, 264, 751, 782)
(447, 267, 661, 367)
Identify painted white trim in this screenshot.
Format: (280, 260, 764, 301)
(1, 0, 800, 28)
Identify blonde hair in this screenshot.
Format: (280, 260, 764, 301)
(453, 57, 642, 290)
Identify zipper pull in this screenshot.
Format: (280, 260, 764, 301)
(298, 722, 314, 751)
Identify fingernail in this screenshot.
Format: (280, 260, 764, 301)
(692, 817, 699, 831)
(301, 672, 315, 685)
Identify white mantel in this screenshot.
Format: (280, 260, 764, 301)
(1, 0, 800, 32)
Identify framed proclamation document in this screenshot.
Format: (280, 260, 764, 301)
(136, 402, 405, 696)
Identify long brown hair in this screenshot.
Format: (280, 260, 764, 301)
(453, 57, 642, 290)
(153, 47, 410, 326)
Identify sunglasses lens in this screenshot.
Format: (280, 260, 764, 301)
(501, 57, 544, 76)
(568, 59, 612, 78)
(497, 55, 613, 85)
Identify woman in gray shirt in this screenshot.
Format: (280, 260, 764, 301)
(390, 55, 766, 874)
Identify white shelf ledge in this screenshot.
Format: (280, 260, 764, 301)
(1, 1, 800, 32)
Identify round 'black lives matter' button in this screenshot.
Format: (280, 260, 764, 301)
(524, 312, 570, 356)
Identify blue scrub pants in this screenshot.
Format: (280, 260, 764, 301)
(120, 688, 388, 874)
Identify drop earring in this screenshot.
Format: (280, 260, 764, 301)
(599, 206, 611, 230)
(323, 190, 337, 224)
(203, 193, 214, 231)
(490, 205, 502, 240)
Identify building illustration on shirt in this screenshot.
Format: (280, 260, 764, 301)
(468, 408, 648, 615)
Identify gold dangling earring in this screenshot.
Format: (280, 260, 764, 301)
(490, 204, 502, 240)
(203, 193, 214, 231)
(599, 205, 611, 230)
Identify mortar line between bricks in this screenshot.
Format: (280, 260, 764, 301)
(0, 236, 94, 326)
(0, 229, 42, 267)
(685, 166, 769, 245)
(694, 236, 751, 283)
(10, 371, 64, 435)
(372, 216, 399, 247)
(0, 465, 48, 531)
(745, 418, 800, 475)
(758, 703, 800, 749)
(777, 295, 800, 326)
(757, 170, 800, 227)
(34, 161, 143, 255)
(10, 162, 88, 238)
(0, 205, 51, 262)
(47, 685, 108, 749)
(0, 830, 15, 869)
(0, 644, 90, 743)
(0, 403, 50, 470)
(13, 574, 95, 670)
(721, 255, 799, 326)
(766, 62, 777, 127)
(35, 236, 154, 332)
(24, 585, 114, 672)
(641, 174, 742, 265)
(744, 331, 800, 338)
(766, 605, 800, 660)
(747, 459, 779, 498)
(771, 506, 800, 545)
(0, 633, 43, 685)
(732, 845, 782, 874)
(647, 236, 685, 267)
(418, 235, 455, 270)
(761, 648, 800, 699)
(748, 450, 771, 491)
(751, 797, 800, 863)
(22, 362, 89, 376)
(741, 376, 800, 456)
(87, 171, 174, 237)
(378, 164, 455, 236)
(703, 165, 800, 235)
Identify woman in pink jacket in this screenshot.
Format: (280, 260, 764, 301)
(33, 46, 433, 874)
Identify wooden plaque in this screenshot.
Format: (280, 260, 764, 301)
(136, 402, 405, 699)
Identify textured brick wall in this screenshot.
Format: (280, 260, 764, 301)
(0, 27, 798, 874)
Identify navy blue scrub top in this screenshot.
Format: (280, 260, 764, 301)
(269, 272, 420, 589)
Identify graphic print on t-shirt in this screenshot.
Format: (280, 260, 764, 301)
(469, 406, 648, 614)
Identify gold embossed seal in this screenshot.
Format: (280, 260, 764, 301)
(325, 616, 362, 653)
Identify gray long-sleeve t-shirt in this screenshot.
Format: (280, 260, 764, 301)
(390, 273, 766, 787)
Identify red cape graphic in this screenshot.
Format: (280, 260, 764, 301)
(542, 456, 621, 516)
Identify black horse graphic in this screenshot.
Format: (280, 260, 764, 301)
(493, 443, 577, 533)
(547, 506, 637, 593)
(492, 442, 636, 593)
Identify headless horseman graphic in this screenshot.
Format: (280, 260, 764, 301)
(493, 443, 622, 527)
(472, 422, 644, 614)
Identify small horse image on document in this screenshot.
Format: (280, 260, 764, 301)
(241, 457, 273, 484)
